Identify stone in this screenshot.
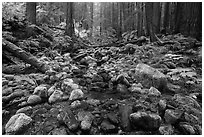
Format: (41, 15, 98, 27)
(47, 85, 56, 97)
(69, 89, 84, 101)
(27, 95, 42, 105)
(101, 120, 117, 133)
(57, 109, 79, 131)
(179, 122, 196, 135)
(61, 79, 79, 93)
(133, 63, 167, 92)
(116, 74, 130, 87)
(86, 99, 100, 106)
(2, 87, 13, 96)
(5, 113, 32, 134)
(48, 127, 68, 135)
(70, 100, 81, 109)
(48, 90, 63, 104)
(77, 111, 94, 131)
(16, 106, 32, 114)
(33, 85, 48, 99)
(129, 111, 162, 131)
(159, 124, 174, 135)
(164, 109, 183, 124)
(2, 79, 9, 86)
(116, 84, 128, 94)
(107, 112, 119, 125)
(119, 104, 132, 131)
(4, 74, 15, 81)
(148, 87, 161, 97)
(132, 103, 148, 112)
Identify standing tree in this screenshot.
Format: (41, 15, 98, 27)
(26, 2, 36, 24)
(145, 3, 157, 42)
(65, 2, 74, 38)
(163, 2, 170, 34)
(152, 2, 161, 33)
(90, 2, 94, 36)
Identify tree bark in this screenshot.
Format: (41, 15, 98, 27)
(152, 2, 161, 33)
(90, 2, 94, 36)
(163, 2, 170, 33)
(2, 39, 50, 73)
(145, 2, 157, 42)
(26, 2, 36, 24)
(65, 2, 74, 38)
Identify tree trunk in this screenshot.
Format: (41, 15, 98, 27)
(163, 2, 170, 33)
(90, 2, 94, 37)
(65, 2, 74, 38)
(100, 3, 103, 36)
(145, 2, 157, 42)
(174, 2, 182, 34)
(26, 2, 36, 24)
(152, 2, 161, 33)
(2, 39, 50, 73)
(137, 3, 143, 36)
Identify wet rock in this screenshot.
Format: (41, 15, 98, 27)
(33, 85, 48, 99)
(116, 84, 128, 94)
(133, 63, 167, 92)
(48, 127, 68, 135)
(164, 109, 183, 124)
(101, 120, 117, 133)
(16, 106, 32, 114)
(57, 109, 79, 131)
(27, 95, 42, 105)
(119, 104, 132, 131)
(178, 122, 196, 135)
(159, 124, 174, 135)
(69, 89, 84, 101)
(5, 113, 32, 134)
(148, 87, 161, 97)
(48, 90, 63, 104)
(129, 111, 162, 131)
(107, 112, 119, 125)
(77, 111, 94, 131)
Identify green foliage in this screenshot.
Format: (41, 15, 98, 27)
(2, 2, 26, 20)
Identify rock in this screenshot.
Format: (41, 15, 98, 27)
(2, 79, 9, 86)
(70, 100, 81, 109)
(4, 74, 14, 81)
(159, 124, 174, 135)
(77, 111, 94, 131)
(16, 106, 32, 114)
(129, 111, 162, 131)
(33, 85, 48, 99)
(183, 112, 200, 125)
(45, 69, 57, 76)
(132, 103, 148, 112)
(133, 63, 167, 92)
(27, 95, 42, 105)
(116, 84, 128, 94)
(2, 87, 13, 96)
(164, 109, 183, 124)
(179, 122, 196, 135)
(194, 124, 202, 135)
(48, 127, 68, 135)
(48, 90, 63, 104)
(69, 89, 84, 101)
(47, 85, 56, 97)
(61, 81, 79, 93)
(57, 109, 79, 131)
(116, 74, 130, 87)
(119, 104, 132, 131)
(92, 74, 104, 82)
(148, 87, 161, 97)
(101, 120, 117, 133)
(86, 99, 100, 106)
(5, 113, 32, 134)
(158, 99, 167, 117)
(107, 112, 119, 125)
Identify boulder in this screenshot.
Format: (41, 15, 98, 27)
(5, 113, 32, 134)
(101, 120, 117, 133)
(164, 109, 183, 124)
(133, 63, 167, 93)
(159, 124, 174, 135)
(27, 95, 42, 105)
(33, 85, 48, 99)
(129, 111, 162, 131)
(77, 111, 94, 131)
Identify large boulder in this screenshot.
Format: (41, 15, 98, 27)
(133, 63, 167, 93)
(69, 89, 84, 101)
(5, 113, 32, 134)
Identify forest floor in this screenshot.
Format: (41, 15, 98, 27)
(2, 19, 202, 135)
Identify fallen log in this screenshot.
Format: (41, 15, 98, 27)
(2, 38, 50, 73)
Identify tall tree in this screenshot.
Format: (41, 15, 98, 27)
(145, 3, 157, 42)
(65, 2, 74, 38)
(174, 3, 182, 34)
(26, 2, 36, 24)
(137, 2, 143, 36)
(152, 2, 161, 33)
(90, 2, 94, 36)
(163, 2, 170, 33)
